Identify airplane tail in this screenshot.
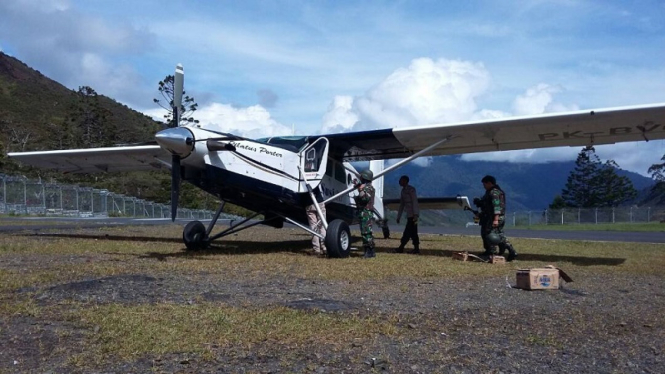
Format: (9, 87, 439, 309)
(370, 160, 384, 218)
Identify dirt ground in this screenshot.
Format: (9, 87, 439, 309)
(0, 225, 664, 373)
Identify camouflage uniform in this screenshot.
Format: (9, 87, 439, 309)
(479, 184, 516, 260)
(355, 182, 376, 258)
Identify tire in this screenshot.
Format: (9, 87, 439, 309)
(183, 220, 209, 251)
(325, 219, 351, 258)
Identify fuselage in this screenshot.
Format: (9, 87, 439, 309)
(155, 125, 368, 226)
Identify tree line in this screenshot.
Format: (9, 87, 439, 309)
(549, 146, 665, 209)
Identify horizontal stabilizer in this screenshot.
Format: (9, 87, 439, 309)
(383, 196, 471, 211)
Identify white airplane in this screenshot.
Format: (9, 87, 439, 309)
(8, 64, 665, 257)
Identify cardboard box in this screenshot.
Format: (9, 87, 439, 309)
(516, 268, 560, 290)
(490, 255, 506, 264)
(452, 252, 469, 261)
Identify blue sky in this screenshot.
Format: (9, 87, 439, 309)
(1, 0, 664, 175)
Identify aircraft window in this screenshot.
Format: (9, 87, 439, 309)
(334, 162, 346, 183)
(302, 139, 327, 174)
(256, 136, 308, 152)
(304, 148, 318, 172)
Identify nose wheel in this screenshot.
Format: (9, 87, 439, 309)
(183, 220, 209, 251)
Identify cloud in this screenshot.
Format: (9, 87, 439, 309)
(321, 57, 491, 133)
(174, 102, 293, 139)
(0, 0, 156, 106)
(318, 57, 663, 175)
(512, 83, 579, 115)
(321, 96, 359, 134)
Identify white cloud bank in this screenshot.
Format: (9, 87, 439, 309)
(149, 56, 663, 176)
(314, 57, 662, 176)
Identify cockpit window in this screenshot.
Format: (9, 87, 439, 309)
(256, 136, 308, 152)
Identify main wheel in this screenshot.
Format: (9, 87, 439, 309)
(183, 220, 209, 251)
(325, 219, 351, 258)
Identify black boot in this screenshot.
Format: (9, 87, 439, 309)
(363, 243, 376, 258)
(408, 244, 420, 254)
(505, 243, 517, 262)
(393, 244, 405, 253)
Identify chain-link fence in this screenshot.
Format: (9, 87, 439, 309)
(0, 174, 217, 220)
(508, 207, 665, 226)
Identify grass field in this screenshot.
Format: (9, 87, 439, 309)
(515, 221, 665, 232)
(1, 224, 664, 372)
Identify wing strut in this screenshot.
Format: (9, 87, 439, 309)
(298, 165, 328, 231)
(322, 136, 453, 205)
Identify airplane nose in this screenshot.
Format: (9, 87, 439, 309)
(155, 127, 195, 157)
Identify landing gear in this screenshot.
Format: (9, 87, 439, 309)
(183, 220, 209, 251)
(325, 219, 351, 258)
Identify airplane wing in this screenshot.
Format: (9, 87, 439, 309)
(7, 145, 170, 174)
(383, 196, 471, 211)
(319, 103, 665, 161)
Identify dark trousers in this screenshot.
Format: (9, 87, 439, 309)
(400, 217, 420, 247)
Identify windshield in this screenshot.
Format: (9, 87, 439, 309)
(256, 136, 309, 152)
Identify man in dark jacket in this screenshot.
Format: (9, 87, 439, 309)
(395, 175, 420, 254)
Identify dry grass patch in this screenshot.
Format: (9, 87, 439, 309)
(1, 225, 663, 291)
(70, 302, 397, 361)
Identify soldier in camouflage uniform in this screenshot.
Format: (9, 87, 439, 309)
(354, 169, 376, 258)
(478, 175, 517, 262)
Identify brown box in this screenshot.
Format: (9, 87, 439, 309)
(490, 255, 506, 264)
(452, 252, 469, 261)
(516, 268, 560, 290)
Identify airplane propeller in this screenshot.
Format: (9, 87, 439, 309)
(170, 154, 181, 221)
(170, 63, 184, 221)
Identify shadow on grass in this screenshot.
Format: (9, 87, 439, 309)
(25, 232, 625, 266)
(137, 240, 313, 261)
(385, 248, 626, 266)
(26, 232, 183, 243)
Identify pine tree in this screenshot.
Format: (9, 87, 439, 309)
(647, 154, 665, 204)
(69, 86, 115, 147)
(548, 194, 567, 209)
(596, 160, 637, 207)
(557, 147, 638, 208)
(153, 75, 199, 127)
(561, 147, 602, 207)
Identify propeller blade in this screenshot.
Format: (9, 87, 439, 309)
(173, 63, 184, 127)
(171, 154, 181, 221)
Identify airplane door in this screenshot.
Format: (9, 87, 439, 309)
(299, 137, 329, 191)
